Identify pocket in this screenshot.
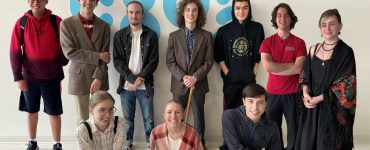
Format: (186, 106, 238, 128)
(68, 65, 81, 74)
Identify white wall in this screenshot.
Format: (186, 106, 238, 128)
(1, 0, 369, 145)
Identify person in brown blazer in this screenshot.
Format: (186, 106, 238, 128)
(60, 0, 110, 125)
(166, 0, 213, 148)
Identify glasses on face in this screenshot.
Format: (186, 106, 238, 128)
(96, 107, 117, 115)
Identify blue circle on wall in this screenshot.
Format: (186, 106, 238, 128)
(100, 0, 114, 7)
(100, 13, 114, 26)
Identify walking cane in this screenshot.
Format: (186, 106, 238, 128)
(184, 86, 195, 124)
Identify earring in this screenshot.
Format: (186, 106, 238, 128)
(338, 31, 341, 35)
(321, 34, 323, 37)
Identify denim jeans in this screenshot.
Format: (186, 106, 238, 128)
(120, 89, 154, 145)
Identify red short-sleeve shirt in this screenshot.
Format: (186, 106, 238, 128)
(259, 33, 307, 94)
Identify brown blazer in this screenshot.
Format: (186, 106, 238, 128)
(166, 28, 214, 95)
(60, 15, 110, 95)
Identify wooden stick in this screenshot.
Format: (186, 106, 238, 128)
(184, 86, 195, 124)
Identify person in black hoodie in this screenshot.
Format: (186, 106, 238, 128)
(214, 0, 265, 111)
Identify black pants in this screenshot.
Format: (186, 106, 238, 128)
(223, 83, 254, 111)
(266, 93, 299, 150)
(173, 92, 206, 145)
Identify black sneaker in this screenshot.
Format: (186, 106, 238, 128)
(26, 141, 39, 150)
(52, 143, 62, 150)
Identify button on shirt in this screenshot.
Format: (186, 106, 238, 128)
(185, 27, 195, 58)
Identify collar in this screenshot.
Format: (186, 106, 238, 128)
(78, 12, 95, 25)
(88, 118, 114, 134)
(124, 25, 148, 36)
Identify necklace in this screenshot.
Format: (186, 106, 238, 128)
(321, 41, 335, 51)
(323, 40, 338, 45)
(320, 44, 333, 66)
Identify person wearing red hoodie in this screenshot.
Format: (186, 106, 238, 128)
(9, 0, 68, 149)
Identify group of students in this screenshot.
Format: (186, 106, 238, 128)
(9, 0, 356, 150)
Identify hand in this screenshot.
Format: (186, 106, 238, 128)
(100, 52, 110, 63)
(134, 77, 145, 87)
(303, 96, 316, 108)
(303, 94, 324, 109)
(17, 80, 27, 91)
(183, 75, 197, 88)
(127, 82, 137, 91)
(90, 79, 102, 93)
(223, 70, 229, 76)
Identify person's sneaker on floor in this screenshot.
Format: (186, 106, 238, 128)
(124, 144, 132, 150)
(26, 141, 39, 150)
(52, 143, 62, 150)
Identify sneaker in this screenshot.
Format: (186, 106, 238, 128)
(52, 143, 62, 150)
(124, 144, 132, 150)
(26, 141, 39, 150)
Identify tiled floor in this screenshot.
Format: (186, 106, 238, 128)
(1, 142, 369, 150)
(0, 137, 369, 150)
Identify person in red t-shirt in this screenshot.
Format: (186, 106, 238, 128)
(259, 3, 306, 150)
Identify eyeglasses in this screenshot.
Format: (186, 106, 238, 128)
(96, 107, 117, 115)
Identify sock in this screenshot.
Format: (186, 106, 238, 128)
(29, 139, 37, 142)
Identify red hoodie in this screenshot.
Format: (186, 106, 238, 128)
(10, 9, 68, 83)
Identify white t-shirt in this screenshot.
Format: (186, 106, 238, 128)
(124, 29, 145, 90)
(167, 136, 181, 150)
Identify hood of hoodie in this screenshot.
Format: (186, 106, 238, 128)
(231, 0, 253, 24)
(25, 9, 52, 20)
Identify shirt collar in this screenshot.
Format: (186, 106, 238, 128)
(88, 118, 114, 134)
(78, 12, 95, 25)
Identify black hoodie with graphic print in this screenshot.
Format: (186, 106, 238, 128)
(214, 0, 264, 84)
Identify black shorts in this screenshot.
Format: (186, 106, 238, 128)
(19, 81, 63, 115)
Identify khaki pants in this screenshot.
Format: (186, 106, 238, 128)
(74, 95, 90, 125)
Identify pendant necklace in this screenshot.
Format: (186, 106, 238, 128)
(320, 41, 336, 66)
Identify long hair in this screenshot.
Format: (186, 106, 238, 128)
(176, 0, 206, 28)
(271, 3, 298, 29)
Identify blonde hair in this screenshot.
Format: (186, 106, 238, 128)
(89, 91, 115, 108)
(165, 100, 184, 112)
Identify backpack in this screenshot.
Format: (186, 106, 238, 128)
(83, 116, 119, 141)
(19, 12, 59, 50)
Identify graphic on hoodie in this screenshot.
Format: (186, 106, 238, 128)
(233, 37, 252, 56)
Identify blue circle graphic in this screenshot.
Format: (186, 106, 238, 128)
(216, 6, 232, 25)
(217, 0, 229, 5)
(69, 0, 80, 15)
(100, 0, 114, 7)
(100, 13, 114, 26)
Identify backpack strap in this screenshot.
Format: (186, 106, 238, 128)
(20, 15, 28, 49)
(113, 116, 118, 134)
(19, 13, 59, 47)
(83, 122, 93, 141)
(49, 14, 59, 42)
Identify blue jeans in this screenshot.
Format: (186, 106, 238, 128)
(120, 89, 154, 144)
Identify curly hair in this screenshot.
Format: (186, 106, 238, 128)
(176, 0, 206, 28)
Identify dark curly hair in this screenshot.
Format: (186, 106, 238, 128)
(271, 3, 298, 29)
(176, 0, 206, 28)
